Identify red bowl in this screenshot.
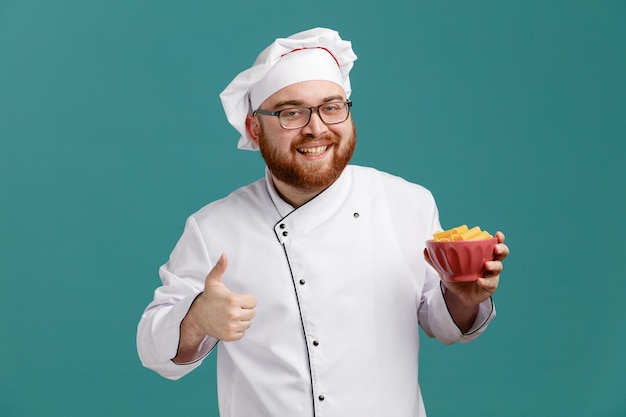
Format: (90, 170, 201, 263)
(425, 237, 498, 282)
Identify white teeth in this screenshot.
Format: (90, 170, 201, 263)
(298, 145, 329, 156)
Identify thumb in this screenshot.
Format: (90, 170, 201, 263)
(205, 254, 228, 286)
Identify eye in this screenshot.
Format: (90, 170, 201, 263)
(280, 108, 306, 119)
(322, 102, 344, 113)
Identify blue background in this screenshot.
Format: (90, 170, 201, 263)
(1, 1, 625, 416)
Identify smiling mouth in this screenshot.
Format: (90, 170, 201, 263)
(297, 145, 330, 156)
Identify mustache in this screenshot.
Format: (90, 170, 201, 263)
(293, 133, 341, 147)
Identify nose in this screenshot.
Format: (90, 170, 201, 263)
(301, 110, 329, 137)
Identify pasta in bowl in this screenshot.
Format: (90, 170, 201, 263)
(426, 225, 497, 282)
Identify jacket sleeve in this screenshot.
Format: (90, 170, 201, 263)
(136, 216, 218, 380)
(418, 266, 495, 344)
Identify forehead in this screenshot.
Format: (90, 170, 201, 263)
(261, 80, 346, 108)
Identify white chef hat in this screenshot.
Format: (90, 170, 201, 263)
(219, 27, 357, 151)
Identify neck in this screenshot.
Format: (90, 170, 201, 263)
(271, 176, 326, 208)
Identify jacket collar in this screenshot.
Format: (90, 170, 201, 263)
(265, 166, 354, 240)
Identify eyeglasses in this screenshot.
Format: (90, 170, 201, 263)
(253, 100, 352, 129)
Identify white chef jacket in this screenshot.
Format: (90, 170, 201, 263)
(137, 165, 494, 417)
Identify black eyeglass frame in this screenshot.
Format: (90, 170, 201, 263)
(252, 100, 352, 130)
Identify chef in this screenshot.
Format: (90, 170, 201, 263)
(137, 27, 509, 417)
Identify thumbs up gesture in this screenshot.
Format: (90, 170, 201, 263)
(185, 254, 257, 342)
(173, 254, 257, 363)
(199, 254, 257, 341)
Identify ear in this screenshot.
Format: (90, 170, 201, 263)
(246, 114, 261, 147)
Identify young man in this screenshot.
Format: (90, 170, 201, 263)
(137, 27, 509, 417)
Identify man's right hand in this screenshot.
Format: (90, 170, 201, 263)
(194, 254, 257, 341)
(174, 254, 257, 363)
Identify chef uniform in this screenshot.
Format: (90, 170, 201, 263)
(137, 28, 495, 417)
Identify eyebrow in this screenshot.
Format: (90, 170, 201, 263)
(272, 95, 346, 109)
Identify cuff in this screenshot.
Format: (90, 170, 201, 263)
(439, 283, 496, 343)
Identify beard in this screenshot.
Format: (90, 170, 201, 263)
(258, 120, 357, 192)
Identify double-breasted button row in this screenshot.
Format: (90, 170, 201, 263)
(295, 279, 319, 346)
